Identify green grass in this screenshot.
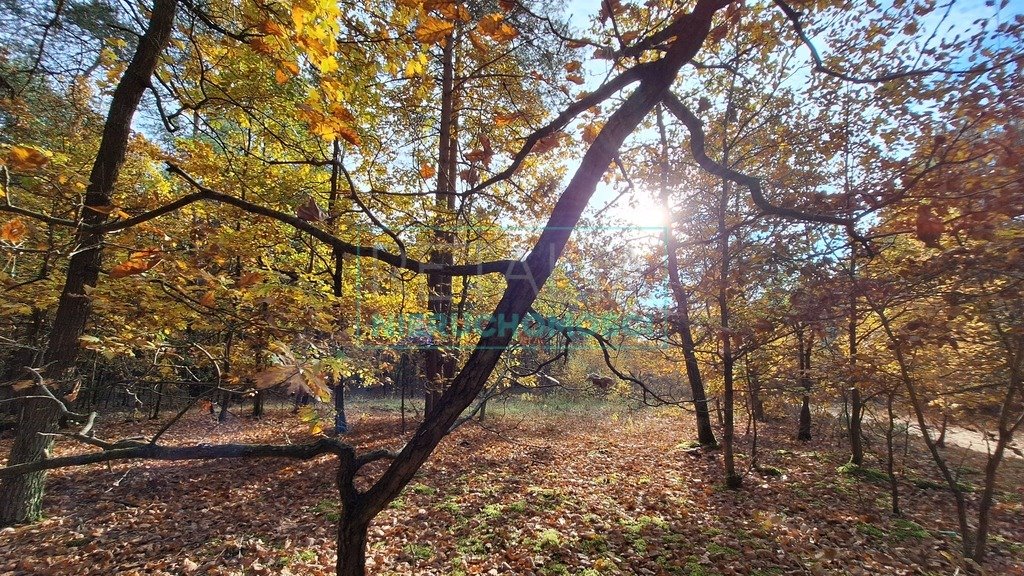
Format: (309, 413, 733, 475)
(837, 463, 890, 483)
(284, 549, 317, 564)
(310, 499, 340, 522)
(534, 528, 563, 550)
(706, 542, 739, 557)
(857, 522, 887, 538)
(890, 519, 929, 541)
(482, 503, 504, 519)
(409, 482, 436, 495)
(402, 543, 434, 561)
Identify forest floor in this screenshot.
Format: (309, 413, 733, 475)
(0, 399, 1022, 576)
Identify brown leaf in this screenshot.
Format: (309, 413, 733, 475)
(915, 205, 943, 248)
(199, 290, 216, 307)
(297, 196, 326, 222)
(532, 132, 562, 155)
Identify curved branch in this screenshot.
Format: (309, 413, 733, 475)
(661, 92, 870, 251)
(774, 0, 1024, 84)
(126, 164, 525, 277)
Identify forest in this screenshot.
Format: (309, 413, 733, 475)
(1, 0, 1023, 574)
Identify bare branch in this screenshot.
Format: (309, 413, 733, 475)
(773, 0, 1024, 84)
(0, 438, 355, 479)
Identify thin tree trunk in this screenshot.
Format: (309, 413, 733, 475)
(849, 386, 864, 466)
(796, 325, 813, 441)
(0, 0, 178, 526)
(885, 390, 901, 516)
(655, 105, 717, 447)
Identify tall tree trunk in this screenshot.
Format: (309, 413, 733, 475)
(424, 33, 457, 418)
(0, 0, 178, 526)
(744, 359, 766, 423)
(847, 249, 863, 463)
(717, 80, 739, 489)
(655, 105, 717, 447)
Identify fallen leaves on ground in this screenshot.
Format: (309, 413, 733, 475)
(0, 402, 1022, 576)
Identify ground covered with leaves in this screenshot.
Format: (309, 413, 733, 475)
(1, 400, 1022, 576)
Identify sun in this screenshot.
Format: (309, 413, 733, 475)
(612, 192, 669, 230)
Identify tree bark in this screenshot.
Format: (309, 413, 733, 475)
(0, 0, 178, 526)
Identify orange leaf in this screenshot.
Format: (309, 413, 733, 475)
(415, 15, 455, 44)
(337, 124, 362, 146)
(248, 37, 275, 55)
(258, 19, 288, 37)
(420, 163, 437, 179)
(109, 250, 162, 279)
(566, 73, 585, 85)
(237, 271, 265, 289)
(564, 60, 582, 73)
(0, 218, 28, 243)
(477, 13, 518, 42)
(5, 146, 49, 170)
(199, 290, 216, 307)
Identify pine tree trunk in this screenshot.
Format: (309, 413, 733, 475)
(0, 0, 178, 527)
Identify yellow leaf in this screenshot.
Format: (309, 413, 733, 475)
(5, 146, 49, 170)
(318, 55, 339, 73)
(582, 122, 602, 144)
(415, 15, 454, 44)
(292, 5, 307, 33)
(0, 218, 28, 243)
(404, 59, 422, 78)
(310, 421, 324, 435)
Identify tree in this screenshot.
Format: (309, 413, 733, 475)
(0, 0, 179, 525)
(2, 0, 1022, 573)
